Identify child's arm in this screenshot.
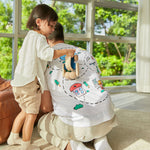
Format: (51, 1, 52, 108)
(53, 49, 75, 59)
(36, 36, 75, 61)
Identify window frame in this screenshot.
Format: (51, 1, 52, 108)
(0, 0, 138, 92)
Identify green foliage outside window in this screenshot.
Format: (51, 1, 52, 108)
(0, 0, 138, 87)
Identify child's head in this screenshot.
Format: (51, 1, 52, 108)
(48, 22, 64, 46)
(27, 4, 58, 37)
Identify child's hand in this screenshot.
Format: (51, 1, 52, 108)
(66, 49, 75, 57)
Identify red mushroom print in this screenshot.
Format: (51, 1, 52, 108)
(70, 83, 86, 97)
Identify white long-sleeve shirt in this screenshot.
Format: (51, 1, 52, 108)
(11, 30, 54, 93)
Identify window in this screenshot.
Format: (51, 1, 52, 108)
(54, 1, 86, 34)
(95, 7, 137, 37)
(0, 37, 12, 79)
(107, 0, 138, 4)
(0, 0, 13, 33)
(0, 0, 138, 92)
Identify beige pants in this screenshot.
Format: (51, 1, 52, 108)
(38, 112, 118, 150)
(12, 78, 41, 114)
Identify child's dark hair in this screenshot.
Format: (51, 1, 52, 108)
(48, 22, 64, 42)
(27, 4, 58, 30)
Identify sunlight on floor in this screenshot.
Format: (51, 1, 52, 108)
(111, 92, 150, 112)
(124, 139, 150, 150)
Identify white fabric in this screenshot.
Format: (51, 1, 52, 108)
(11, 30, 54, 93)
(45, 43, 115, 127)
(70, 140, 92, 150)
(136, 0, 150, 93)
(94, 136, 112, 150)
(7, 132, 22, 145)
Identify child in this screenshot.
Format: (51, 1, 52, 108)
(38, 22, 117, 150)
(7, 5, 75, 150)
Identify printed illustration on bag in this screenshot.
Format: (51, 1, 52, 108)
(47, 48, 108, 106)
(70, 83, 86, 97)
(92, 78, 104, 93)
